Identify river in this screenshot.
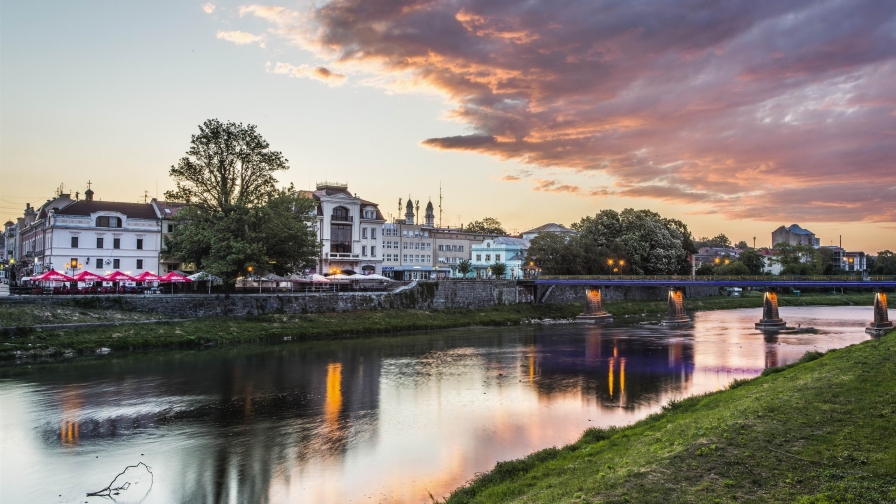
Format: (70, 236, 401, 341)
(0, 305, 876, 504)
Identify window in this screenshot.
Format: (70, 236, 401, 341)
(113, 259, 120, 269)
(96, 237, 104, 248)
(362, 227, 368, 239)
(96, 216, 123, 228)
(476, 254, 481, 261)
(136, 259, 143, 269)
(167, 224, 174, 233)
(415, 242, 420, 250)
(136, 239, 143, 250)
(402, 230, 408, 237)
(403, 242, 408, 249)
(71, 236, 79, 248)
(371, 228, 377, 239)
(426, 243, 431, 251)
(371, 246, 376, 257)
(362, 245, 367, 256)
(330, 224, 352, 253)
(95, 258, 102, 269)
(438, 244, 443, 251)
(113, 238, 121, 249)
(486, 254, 491, 261)
(332, 206, 350, 221)
(403, 254, 407, 262)
(459, 246, 464, 252)
(496, 254, 501, 261)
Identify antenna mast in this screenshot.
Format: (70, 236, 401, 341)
(439, 182, 443, 228)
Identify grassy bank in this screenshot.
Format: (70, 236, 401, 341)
(0, 293, 874, 363)
(446, 330, 896, 504)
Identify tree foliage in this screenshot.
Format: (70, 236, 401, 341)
(162, 120, 318, 284)
(872, 250, 896, 274)
(738, 249, 765, 275)
(465, 217, 506, 235)
(456, 259, 474, 278)
(530, 209, 694, 275)
(490, 262, 507, 278)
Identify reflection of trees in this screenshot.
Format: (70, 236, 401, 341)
(531, 326, 695, 409)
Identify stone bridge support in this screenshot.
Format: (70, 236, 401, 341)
(662, 287, 691, 326)
(755, 289, 787, 331)
(866, 291, 893, 335)
(576, 287, 612, 322)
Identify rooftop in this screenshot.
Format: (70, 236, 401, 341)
(522, 222, 576, 235)
(55, 200, 159, 220)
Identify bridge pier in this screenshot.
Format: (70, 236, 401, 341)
(866, 291, 893, 335)
(755, 289, 787, 331)
(576, 287, 613, 322)
(662, 287, 691, 326)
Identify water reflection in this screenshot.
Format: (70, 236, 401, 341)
(0, 306, 872, 504)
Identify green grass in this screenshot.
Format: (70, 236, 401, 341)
(445, 330, 896, 504)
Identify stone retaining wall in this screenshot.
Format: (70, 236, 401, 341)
(0, 281, 719, 319)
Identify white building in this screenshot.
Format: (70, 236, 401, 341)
(302, 182, 385, 275)
(39, 188, 161, 276)
(470, 237, 530, 279)
(150, 199, 191, 274)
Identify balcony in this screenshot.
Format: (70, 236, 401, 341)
(328, 253, 360, 260)
(330, 215, 353, 223)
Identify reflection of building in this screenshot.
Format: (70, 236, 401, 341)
(301, 182, 386, 275)
(772, 224, 819, 247)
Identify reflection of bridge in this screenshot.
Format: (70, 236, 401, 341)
(530, 276, 896, 334)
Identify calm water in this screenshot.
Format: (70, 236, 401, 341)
(0, 306, 875, 504)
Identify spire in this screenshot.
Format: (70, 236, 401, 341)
(424, 199, 435, 227)
(405, 196, 415, 225)
(85, 180, 94, 201)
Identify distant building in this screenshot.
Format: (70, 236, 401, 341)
(433, 228, 496, 277)
(302, 182, 386, 276)
(694, 247, 740, 268)
(772, 224, 819, 247)
(758, 249, 783, 275)
(521, 223, 577, 241)
(470, 237, 530, 279)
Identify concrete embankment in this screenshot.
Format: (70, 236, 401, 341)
(0, 280, 721, 319)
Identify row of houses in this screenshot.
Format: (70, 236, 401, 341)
(2, 182, 574, 282)
(692, 224, 869, 274)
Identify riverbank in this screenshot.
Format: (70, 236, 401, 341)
(0, 293, 875, 363)
(445, 329, 896, 503)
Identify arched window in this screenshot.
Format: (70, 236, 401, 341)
(331, 206, 350, 221)
(96, 216, 123, 228)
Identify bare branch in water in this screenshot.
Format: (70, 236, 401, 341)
(86, 462, 154, 497)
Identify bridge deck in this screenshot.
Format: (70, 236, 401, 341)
(531, 276, 896, 288)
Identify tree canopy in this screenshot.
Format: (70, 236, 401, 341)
(872, 250, 896, 274)
(162, 120, 318, 284)
(465, 217, 506, 235)
(529, 209, 695, 275)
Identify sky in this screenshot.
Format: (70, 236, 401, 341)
(1, 0, 894, 252)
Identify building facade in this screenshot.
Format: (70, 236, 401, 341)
(772, 224, 819, 247)
(302, 183, 385, 275)
(150, 199, 191, 274)
(44, 189, 162, 277)
(470, 237, 530, 279)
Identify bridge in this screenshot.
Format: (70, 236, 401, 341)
(530, 275, 896, 334)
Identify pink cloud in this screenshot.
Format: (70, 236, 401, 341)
(237, 0, 896, 222)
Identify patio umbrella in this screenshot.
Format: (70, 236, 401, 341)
(328, 273, 350, 280)
(160, 272, 191, 282)
(309, 274, 330, 283)
(74, 271, 104, 282)
(187, 271, 220, 293)
(102, 271, 138, 282)
(134, 271, 162, 282)
(32, 270, 75, 282)
(359, 274, 392, 281)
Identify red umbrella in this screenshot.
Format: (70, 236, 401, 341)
(73, 271, 104, 282)
(32, 270, 75, 282)
(134, 271, 161, 282)
(160, 272, 192, 283)
(102, 271, 138, 282)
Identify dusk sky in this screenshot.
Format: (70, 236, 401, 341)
(2, 0, 894, 251)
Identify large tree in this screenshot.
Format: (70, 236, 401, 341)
(465, 217, 506, 235)
(738, 249, 765, 275)
(163, 120, 318, 284)
(872, 250, 896, 275)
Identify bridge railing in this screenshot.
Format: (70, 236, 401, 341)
(536, 274, 896, 282)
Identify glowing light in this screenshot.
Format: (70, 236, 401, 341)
(325, 363, 343, 425)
